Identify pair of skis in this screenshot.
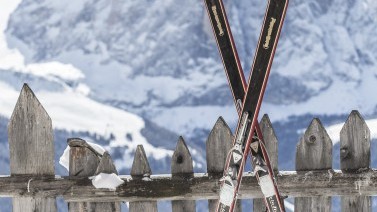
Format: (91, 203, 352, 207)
(204, 0, 288, 211)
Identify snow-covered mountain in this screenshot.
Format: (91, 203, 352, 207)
(2, 0, 377, 210)
(5, 0, 377, 135)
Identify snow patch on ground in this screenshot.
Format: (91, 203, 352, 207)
(90, 173, 124, 190)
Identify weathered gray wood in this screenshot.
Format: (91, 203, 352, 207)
(254, 114, 279, 212)
(130, 145, 152, 177)
(341, 196, 371, 212)
(68, 138, 120, 212)
(129, 145, 157, 212)
(172, 137, 193, 175)
(295, 118, 332, 212)
(12, 197, 56, 212)
(95, 152, 118, 175)
(294, 197, 331, 212)
(296, 118, 332, 171)
(206, 117, 234, 173)
(68, 138, 102, 157)
(171, 137, 196, 212)
(340, 111, 370, 171)
(8, 84, 56, 212)
(206, 117, 241, 211)
(68, 138, 100, 177)
(340, 111, 371, 212)
(259, 114, 278, 172)
(2, 170, 377, 201)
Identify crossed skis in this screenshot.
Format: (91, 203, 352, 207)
(204, 0, 289, 211)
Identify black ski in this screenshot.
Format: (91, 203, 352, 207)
(204, 0, 289, 211)
(203, 0, 246, 111)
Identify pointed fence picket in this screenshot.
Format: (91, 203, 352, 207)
(2, 84, 377, 212)
(340, 111, 371, 212)
(253, 115, 279, 212)
(8, 84, 56, 212)
(295, 118, 332, 212)
(68, 138, 120, 212)
(206, 117, 242, 211)
(129, 145, 158, 212)
(171, 137, 196, 212)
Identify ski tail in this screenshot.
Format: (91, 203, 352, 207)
(255, 128, 286, 211)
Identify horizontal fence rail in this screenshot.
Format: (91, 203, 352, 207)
(1, 170, 377, 201)
(0, 84, 375, 211)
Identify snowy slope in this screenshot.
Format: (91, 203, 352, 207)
(0, 76, 173, 170)
(263, 0, 377, 120)
(2, 0, 377, 173)
(4, 0, 377, 142)
(2, 1, 377, 211)
(0, 1, 175, 172)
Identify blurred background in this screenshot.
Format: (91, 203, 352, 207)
(1, 0, 377, 211)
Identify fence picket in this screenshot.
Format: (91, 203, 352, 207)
(68, 138, 120, 212)
(206, 117, 241, 211)
(171, 136, 196, 212)
(295, 118, 332, 211)
(129, 145, 158, 212)
(95, 152, 118, 175)
(340, 111, 371, 212)
(253, 114, 279, 211)
(3, 84, 377, 212)
(9, 84, 56, 212)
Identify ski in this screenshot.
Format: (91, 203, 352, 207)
(203, 1, 284, 211)
(204, 0, 289, 211)
(203, 0, 246, 111)
(218, 0, 289, 211)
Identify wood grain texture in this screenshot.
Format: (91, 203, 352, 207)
(341, 196, 371, 212)
(68, 138, 120, 212)
(2, 170, 377, 201)
(340, 111, 371, 212)
(69, 138, 100, 177)
(259, 114, 278, 171)
(340, 110, 370, 171)
(171, 137, 195, 212)
(254, 114, 279, 212)
(295, 118, 332, 212)
(171, 137, 193, 175)
(13, 197, 56, 212)
(296, 118, 332, 171)
(129, 145, 157, 212)
(131, 145, 152, 177)
(206, 117, 234, 173)
(9, 84, 54, 175)
(206, 117, 241, 211)
(295, 196, 331, 212)
(95, 152, 118, 175)
(8, 84, 56, 212)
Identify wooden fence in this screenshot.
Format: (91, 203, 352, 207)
(0, 84, 376, 211)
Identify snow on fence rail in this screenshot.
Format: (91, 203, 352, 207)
(0, 84, 374, 212)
